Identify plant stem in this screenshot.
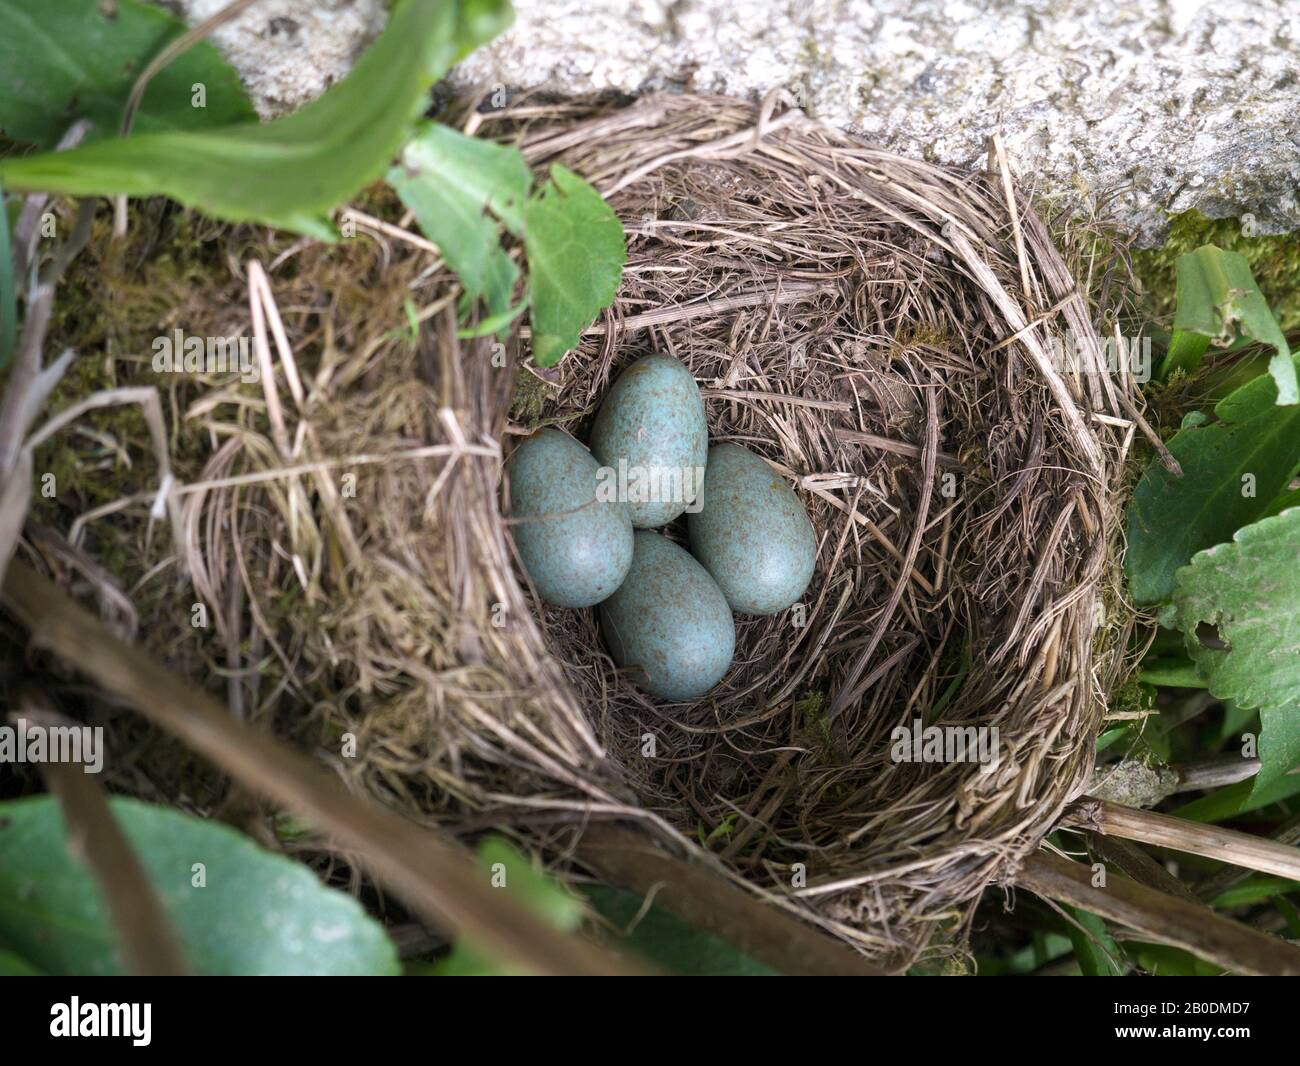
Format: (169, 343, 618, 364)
(576, 825, 890, 976)
(21, 696, 188, 976)
(1017, 852, 1300, 976)
(1066, 797, 1300, 882)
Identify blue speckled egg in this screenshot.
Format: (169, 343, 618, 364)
(598, 531, 735, 700)
(589, 354, 708, 528)
(507, 428, 634, 608)
(687, 442, 817, 615)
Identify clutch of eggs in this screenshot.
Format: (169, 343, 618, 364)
(506, 354, 816, 700)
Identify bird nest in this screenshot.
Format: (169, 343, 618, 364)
(36, 93, 1141, 969)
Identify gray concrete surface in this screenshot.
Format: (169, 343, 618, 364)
(169, 0, 1300, 245)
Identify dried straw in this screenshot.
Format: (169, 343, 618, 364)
(52, 94, 1140, 967)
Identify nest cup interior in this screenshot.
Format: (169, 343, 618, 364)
(499, 94, 1128, 958)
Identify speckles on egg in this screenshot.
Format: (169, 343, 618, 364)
(598, 531, 735, 700)
(687, 442, 817, 615)
(507, 429, 634, 608)
(589, 354, 708, 528)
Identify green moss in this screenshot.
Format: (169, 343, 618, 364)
(795, 689, 824, 725)
(795, 690, 834, 757)
(24, 203, 235, 540)
(1133, 210, 1300, 331)
(1, 186, 443, 813)
(1109, 675, 1157, 720)
(508, 367, 553, 429)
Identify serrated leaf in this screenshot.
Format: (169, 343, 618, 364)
(0, 0, 512, 239)
(388, 121, 528, 317)
(0, 0, 255, 148)
(1126, 358, 1300, 604)
(1173, 507, 1300, 793)
(0, 796, 398, 976)
(524, 164, 625, 368)
(584, 885, 777, 976)
(1172, 245, 1296, 404)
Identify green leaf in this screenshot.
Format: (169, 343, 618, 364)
(1062, 905, 1123, 976)
(1172, 771, 1300, 823)
(0, 949, 44, 975)
(393, 121, 531, 234)
(1170, 245, 1296, 404)
(1211, 875, 1300, 909)
(584, 885, 777, 976)
(0, 0, 512, 239)
(456, 296, 529, 338)
(1096, 723, 1139, 753)
(1257, 703, 1300, 798)
(445, 0, 516, 68)
(432, 836, 584, 976)
(524, 164, 626, 368)
(1173, 508, 1300, 793)
(0, 796, 398, 975)
(1134, 211, 1300, 336)
(1125, 359, 1300, 604)
(1126, 942, 1222, 976)
(1263, 483, 1300, 520)
(1276, 897, 1300, 937)
(1217, 699, 1259, 745)
(0, 0, 255, 148)
(388, 121, 528, 317)
(1137, 658, 1209, 688)
(390, 133, 624, 354)
(1160, 329, 1212, 379)
(972, 933, 1073, 976)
